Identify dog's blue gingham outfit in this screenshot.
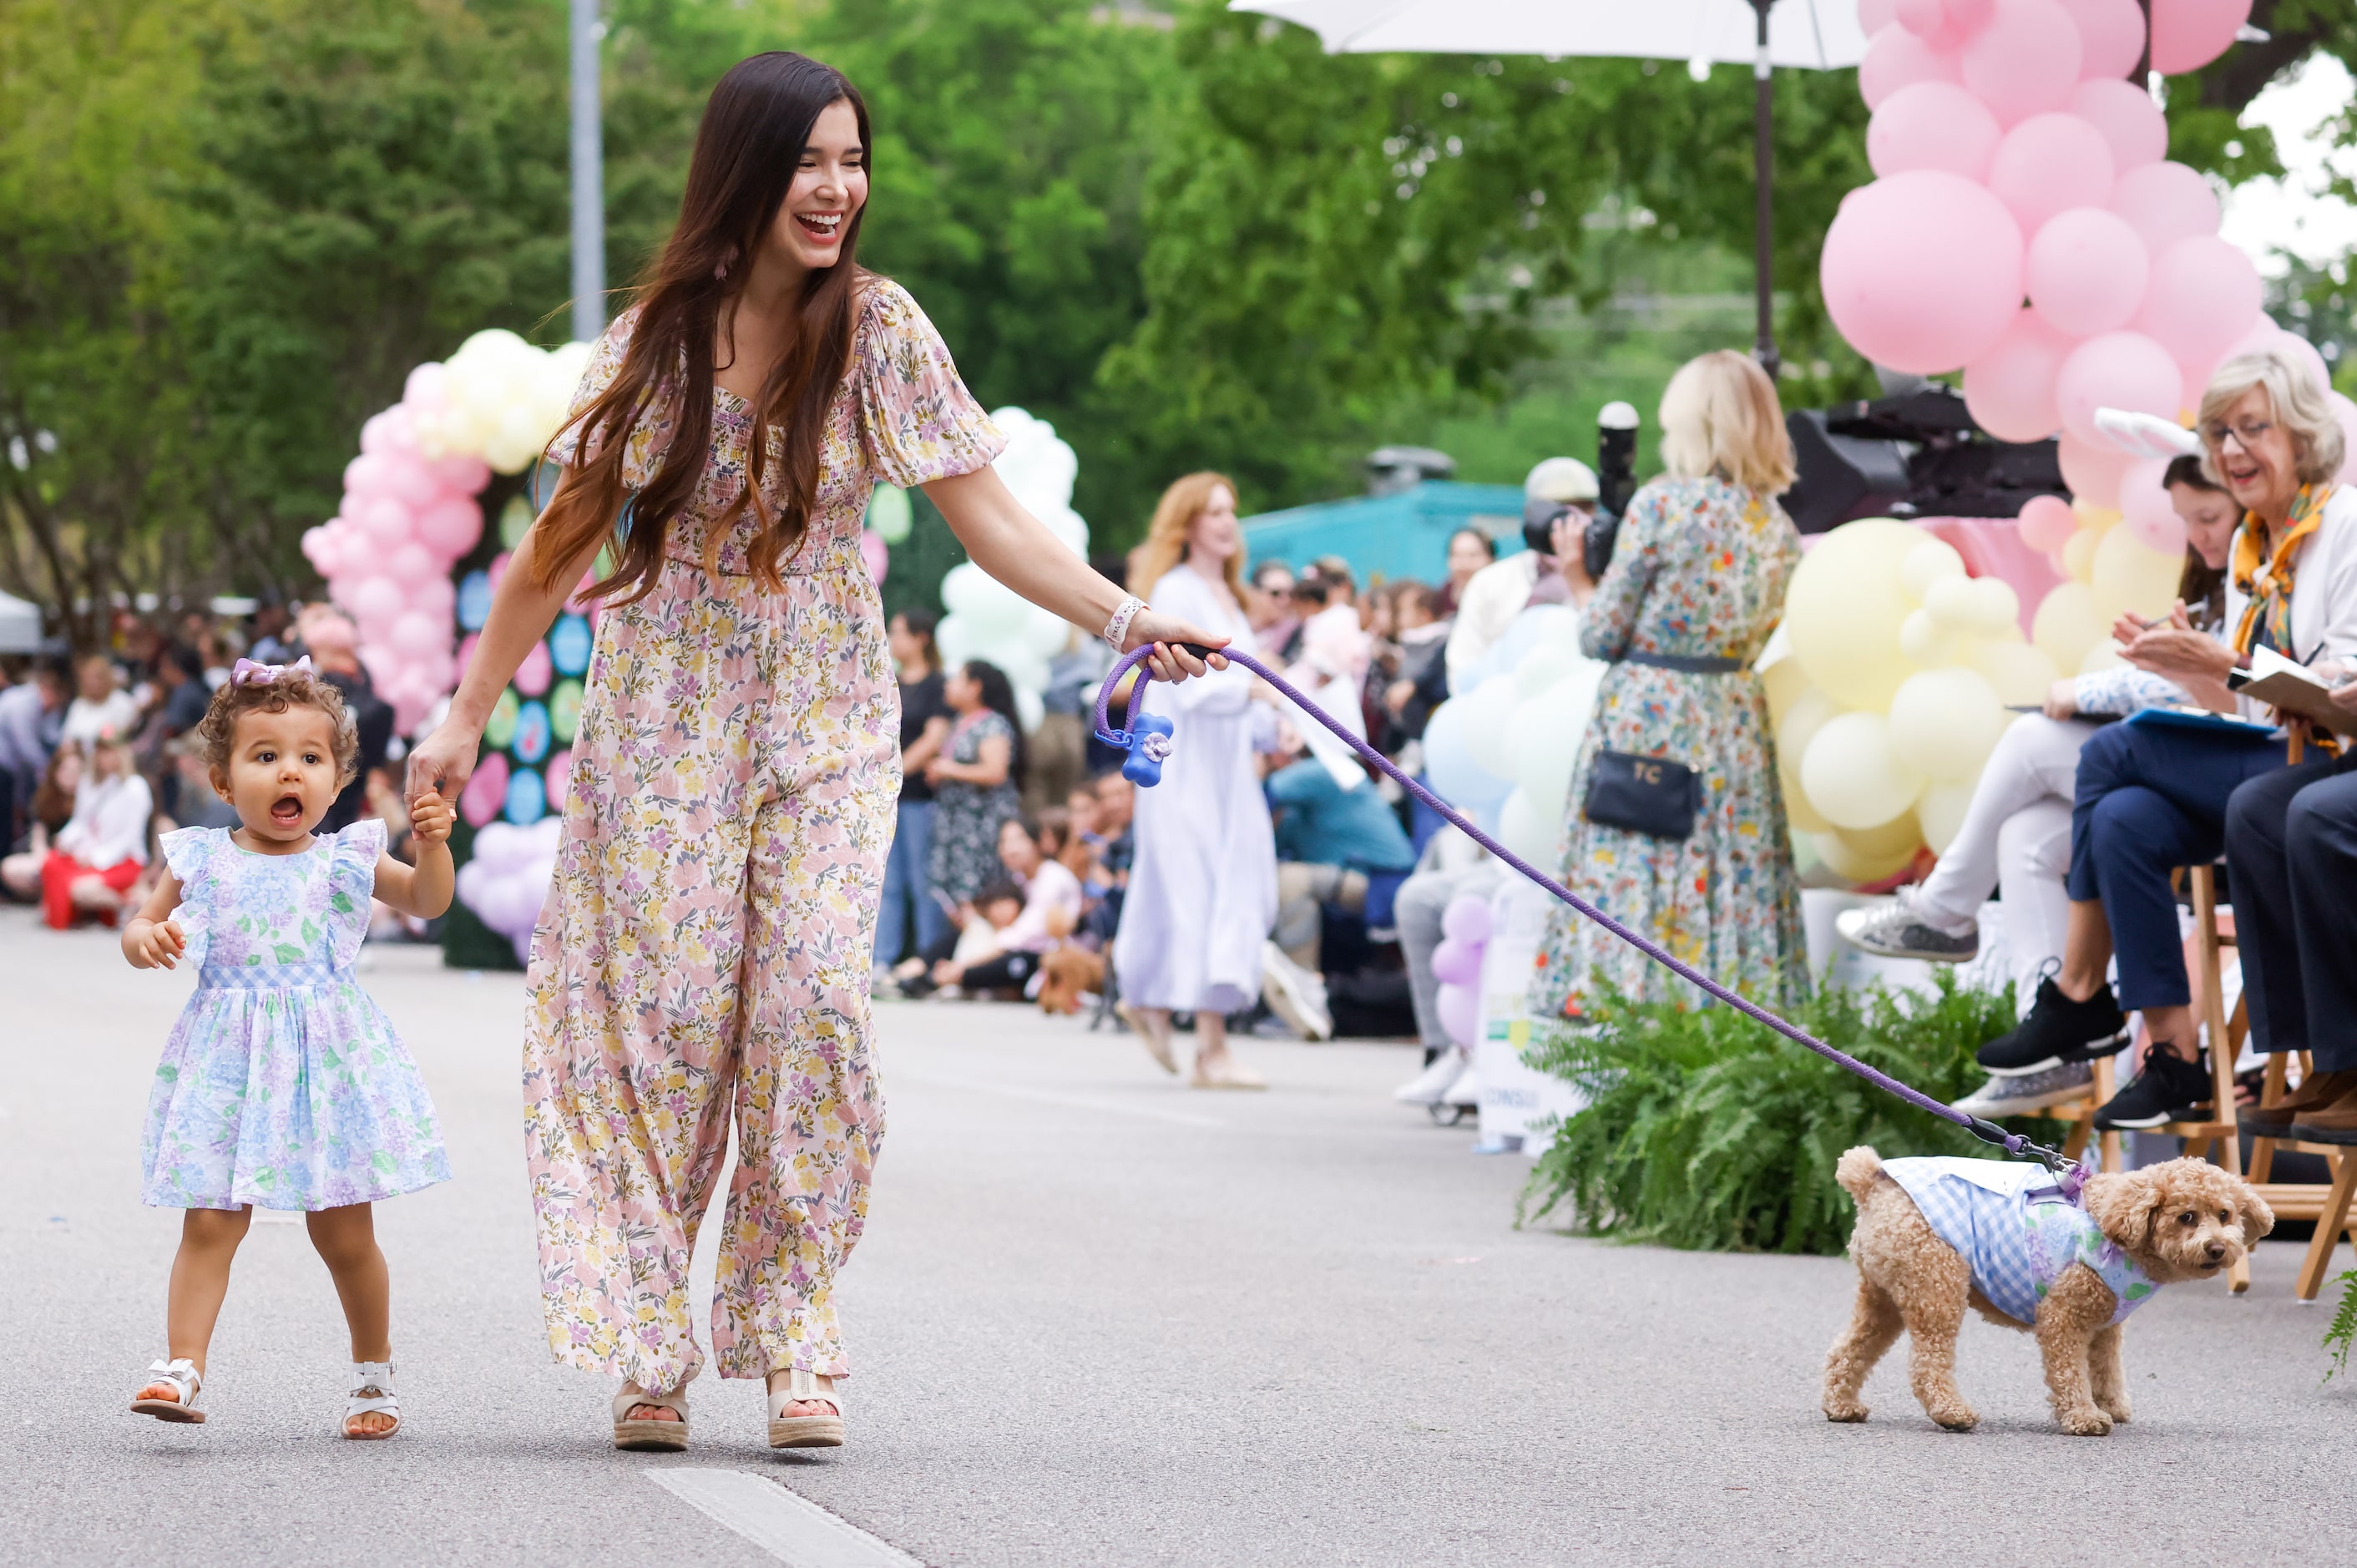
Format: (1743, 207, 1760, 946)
(1883, 1157, 2157, 1326)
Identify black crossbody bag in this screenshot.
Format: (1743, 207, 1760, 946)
(1582, 751, 1702, 840)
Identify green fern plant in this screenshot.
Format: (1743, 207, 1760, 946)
(2325, 1272, 2357, 1383)
(1518, 973, 2051, 1256)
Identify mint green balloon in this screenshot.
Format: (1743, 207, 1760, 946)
(484, 687, 520, 751)
(499, 493, 534, 549)
(866, 484, 913, 544)
(550, 679, 584, 744)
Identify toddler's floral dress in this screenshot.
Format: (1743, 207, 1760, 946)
(141, 822, 450, 1211)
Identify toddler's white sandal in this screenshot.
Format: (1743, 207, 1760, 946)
(613, 1383, 690, 1452)
(130, 1358, 205, 1424)
(341, 1361, 400, 1440)
(767, 1367, 844, 1449)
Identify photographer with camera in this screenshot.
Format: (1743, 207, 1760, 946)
(1443, 458, 1604, 688)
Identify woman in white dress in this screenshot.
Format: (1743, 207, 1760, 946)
(1114, 473, 1277, 1088)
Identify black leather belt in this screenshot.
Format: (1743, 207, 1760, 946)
(1622, 651, 1744, 675)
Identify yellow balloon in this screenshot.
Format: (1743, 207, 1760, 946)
(1916, 780, 1977, 855)
(1801, 711, 1926, 831)
(1777, 689, 1840, 803)
(2061, 526, 2101, 584)
(2074, 503, 2121, 533)
(1887, 666, 2009, 781)
(1783, 781, 1833, 835)
(1899, 607, 1962, 667)
(1758, 633, 1811, 726)
(2091, 524, 2186, 622)
(1922, 574, 1982, 629)
(1969, 638, 2060, 706)
(2033, 582, 2105, 675)
(1783, 518, 1922, 711)
(1840, 811, 1925, 859)
(1899, 537, 1966, 601)
(1813, 826, 1921, 884)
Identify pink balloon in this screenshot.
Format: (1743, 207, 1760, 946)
(359, 496, 413, 547)
(347, 574, 406, 630)
(488, 549, 512, 591)
(1859, 0, 1904, 28)
(2058, 432, 2132, 508)
(2109, 161, 2221, 251)
(1987, 114, 2115, 236)
(546, 746, 573, 812)
(415, 496, 483, 559)
(2272, 326, 2333, 399)
(1961, 0, 2083, 128)
(1965, 309, 2073, 441)
(1440, 893, 1493, 944)
(2068, 78, 2167, 171)
(460, 751, 509, 831)
(427, 453, 491, 495)
(860, 529, 888, 586)
(1430, 938, 1483, 987)
(455, 631, 480, 680)
(1859, 25, 1963, 110)
(358, 411, 394, 459)
(1821, 171, 2025, 375)
(1435, 981, 1480, 1050)
(384, 542, 438, 586)
(2056, 331, 2183, 447)
(407, 577, 455, 619)
(2132, 235, 2263, 376)
(388, 609, 448, 660)
(2018, 493, 2079, 552)
(343, 453, 390, 503)
(515, 640, 554, 698)
(2150, 0, 2250, 75)
(2119, 458, 2188, 553)
(2056, 0, 2146, 79)
(1867, 81, 2002, 180)
(2026, 207, 2149, 336)
(402, 362, 448, 414)
(376, 452, 442, 511)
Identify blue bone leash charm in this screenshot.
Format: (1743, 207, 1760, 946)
(1118, 712, 1175, 786)
(1090, 640, 2079, 1181)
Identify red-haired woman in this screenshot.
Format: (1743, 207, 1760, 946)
(407, 53, 1223, 1453)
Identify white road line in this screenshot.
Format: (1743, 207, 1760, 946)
(898, 1070, 1228, 1130)
(645, 1469, 922, 1568)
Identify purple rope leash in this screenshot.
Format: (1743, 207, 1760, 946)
(1095, 642, 2077, 1178)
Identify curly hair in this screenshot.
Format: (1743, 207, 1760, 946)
(195, 669, 361, 789)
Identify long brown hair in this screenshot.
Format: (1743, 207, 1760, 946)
(535, 53, 873, 599)
(1127, 472, 1244, 602)
(2164, 453, 2230, 629)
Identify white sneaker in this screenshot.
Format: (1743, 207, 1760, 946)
(1259, 942, 1333, 1041)
(1394, 1047, 1467, 1105)
(1835, 893, 1979, 963)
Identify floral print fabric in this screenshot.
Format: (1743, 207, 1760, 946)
(143, 822, 450, 1211)
(1532, 475, 1810, 1016)
(927, 709, 1020, 907)
(526, 278, 1005, 1393)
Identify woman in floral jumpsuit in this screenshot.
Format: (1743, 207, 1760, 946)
(407, 53, 1221, 1450)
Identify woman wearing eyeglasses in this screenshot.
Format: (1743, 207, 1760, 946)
(1970, 345, 2357, 1131)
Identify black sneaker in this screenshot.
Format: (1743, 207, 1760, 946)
(2092, 1049, 2213, 1130)
(1975, 977, 2132, 1075)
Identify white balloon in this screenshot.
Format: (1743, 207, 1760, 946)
(1514, 644, 1581, 696)
(1504, 669, 1602, 816)
(1496, 787, 1561, 865)
(1459, 675, 1522, 780)
(1887, 666, 2010, 781)
(935, 613, 983, 669)
(1013, 685, 1044, 735)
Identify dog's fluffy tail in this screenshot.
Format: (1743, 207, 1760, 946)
(1835, 1146, 1885, 1203)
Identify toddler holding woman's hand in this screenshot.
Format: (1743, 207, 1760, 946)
(119, 657, 455, 1440)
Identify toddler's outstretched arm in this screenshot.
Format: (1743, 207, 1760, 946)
(372, 792, 455, 918)
(121, 873, 187, 970)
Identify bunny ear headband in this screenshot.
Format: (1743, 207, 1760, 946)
(230, 655, 315, 687)
(2090, 407, 2204, 460)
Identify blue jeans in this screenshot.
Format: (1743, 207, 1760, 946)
(2066, 721, 2287, 1011)
(878, 797, 945, 967)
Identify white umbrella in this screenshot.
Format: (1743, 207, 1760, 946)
(0, 589, 43, 654)
(1231, 0, 1870, 372)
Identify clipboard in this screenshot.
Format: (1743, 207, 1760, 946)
(2124, 705, 2283, 738)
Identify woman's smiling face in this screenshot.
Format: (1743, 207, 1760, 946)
(764, 98, 866, 273)
(2207, 384, 2301, 523)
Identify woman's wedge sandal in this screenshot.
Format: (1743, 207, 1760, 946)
(130, 1358, 205, 1424)
(613, 1383, 690, 1452)
(341, 1362, 401, 1440)
(767, 1368, 844, 1449)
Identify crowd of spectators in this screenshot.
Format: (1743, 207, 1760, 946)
(0, 600, 411, 933)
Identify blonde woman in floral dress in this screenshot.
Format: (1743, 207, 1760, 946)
(1531, 351, 1809, 1018)
(406, 53, 1222, 1452)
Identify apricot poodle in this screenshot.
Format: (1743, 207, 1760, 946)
(1823, 1146, 2272, 1436)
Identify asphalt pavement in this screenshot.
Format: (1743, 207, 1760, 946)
(3, 902, 2350, 1566)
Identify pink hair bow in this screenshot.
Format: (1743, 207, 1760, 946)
(230, 655, 313, 687)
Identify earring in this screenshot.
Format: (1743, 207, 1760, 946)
(713, 259, 729, 281)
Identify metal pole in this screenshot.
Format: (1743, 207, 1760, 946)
(569, 0, 605, 344)
(1752, 0, 1778, 379)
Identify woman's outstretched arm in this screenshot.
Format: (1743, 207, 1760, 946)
(405, 473, 607, 802)
(924, 466, 1227, 684)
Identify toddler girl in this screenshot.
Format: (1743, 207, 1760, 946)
(119, 657, 455, 1439)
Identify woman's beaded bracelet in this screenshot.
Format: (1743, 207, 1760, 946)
(1100, 594, 1146, 651)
